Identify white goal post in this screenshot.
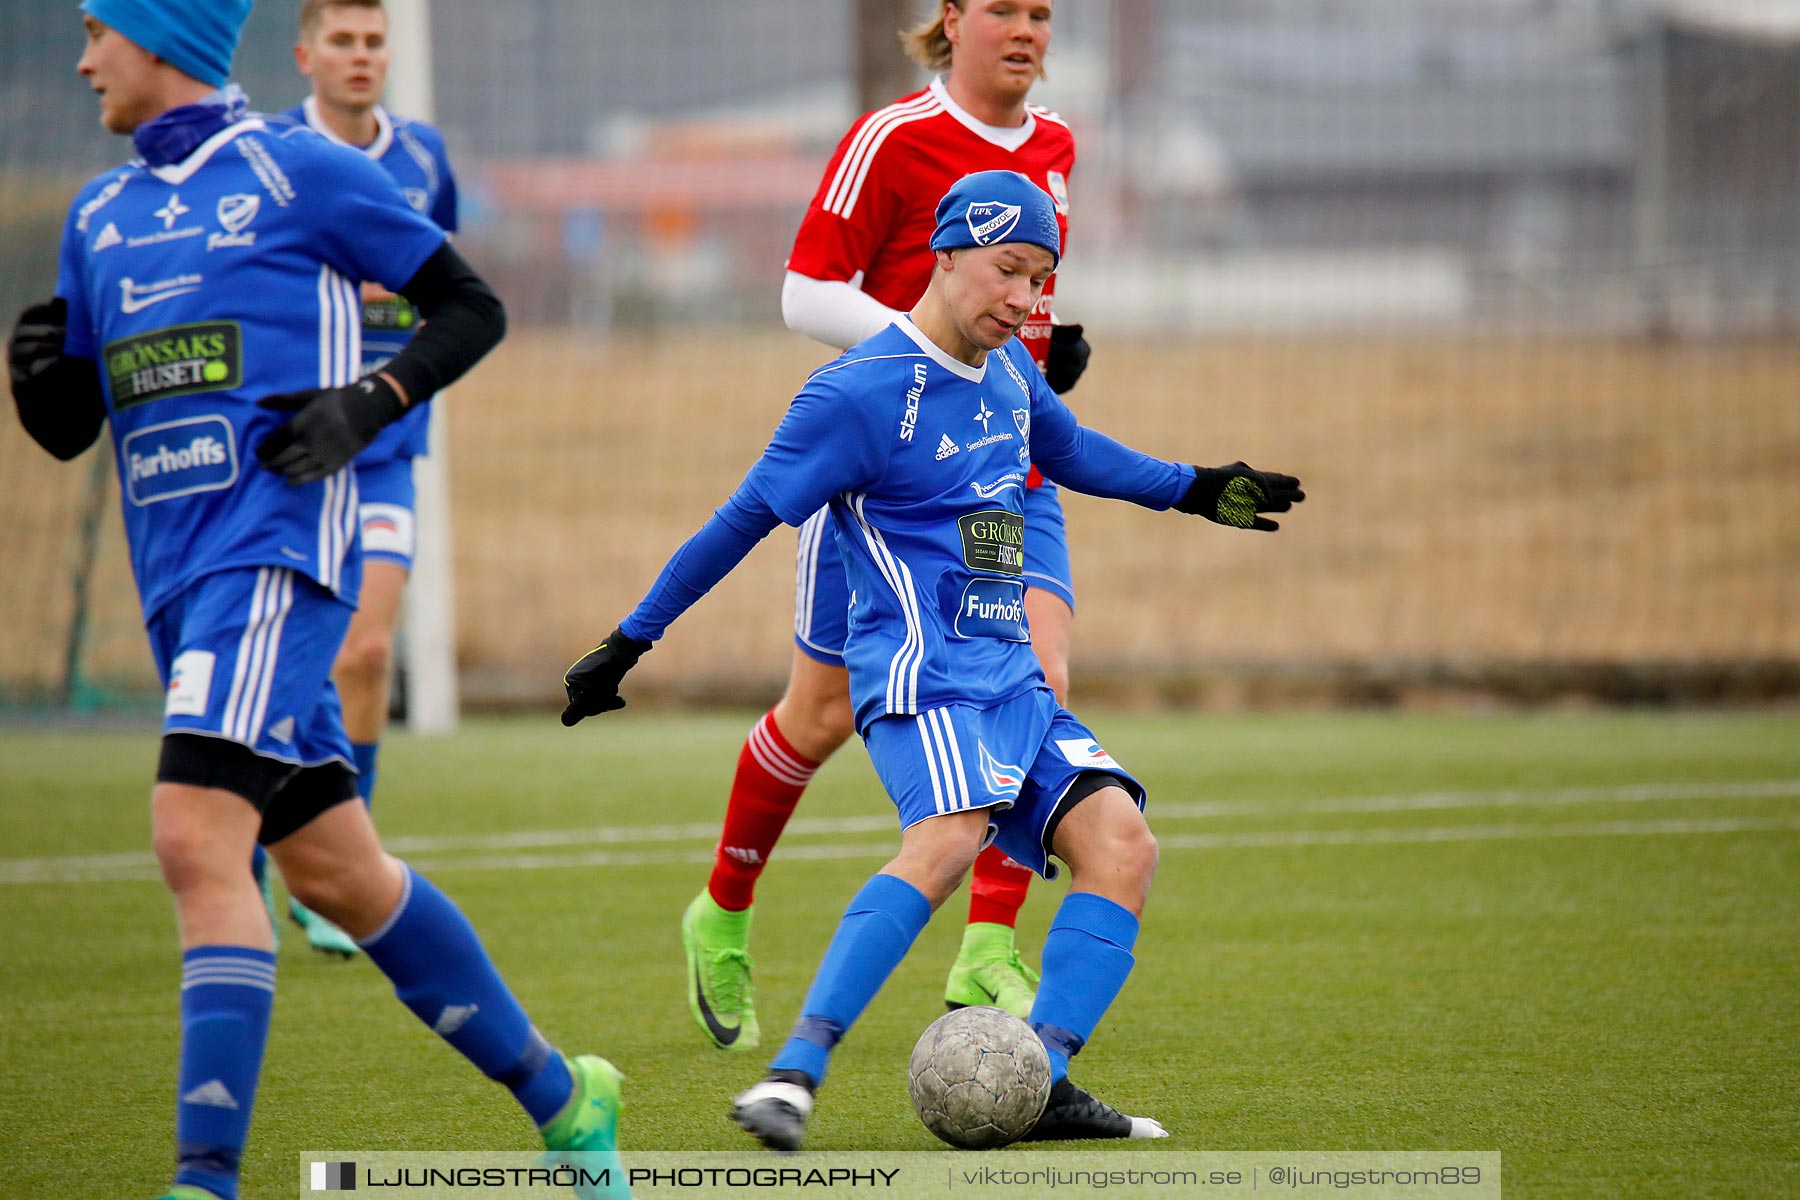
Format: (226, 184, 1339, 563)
(386, 0, 459, 735)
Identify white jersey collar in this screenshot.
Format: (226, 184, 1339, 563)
(302, 95, 393, 160)
(929, 76, 1035, 152)
(147, 118, 267, 185)
(895, 316, 987, 383)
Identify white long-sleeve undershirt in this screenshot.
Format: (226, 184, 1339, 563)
(781, 270, 905, 351)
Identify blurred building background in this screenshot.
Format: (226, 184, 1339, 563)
(2, 0, 1795, 712)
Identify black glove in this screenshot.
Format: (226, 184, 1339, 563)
(9, 298, 68, 393)
(1044, 323, 1090, 394)
(1175, 462, 1305, 531)
(254, 375, 407, 483)
(561, 626, 652, 726)
(11, 298, 107, 461)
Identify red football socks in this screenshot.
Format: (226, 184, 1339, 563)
(706, 710, 819, 912)
(967, 844, 1033, 927)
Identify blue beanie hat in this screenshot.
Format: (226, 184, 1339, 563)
(81, 0, 253, 90)
(929, 170, 1061, 268)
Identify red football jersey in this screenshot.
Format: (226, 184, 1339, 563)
(786, 76, 1076, 372)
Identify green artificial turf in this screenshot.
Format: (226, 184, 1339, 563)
(0, 710, 1795, 1198)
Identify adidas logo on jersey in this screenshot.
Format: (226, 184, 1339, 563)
(266, 716, 295, 744)
(92, 223, 122, 252)
(182, 1079, 239, 1109)
(434, 1004, 480, 1035)
(935, 434, 960, 461)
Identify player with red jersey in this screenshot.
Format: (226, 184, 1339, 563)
(680, 0, 1093, 1052)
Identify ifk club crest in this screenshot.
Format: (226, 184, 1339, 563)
(964, 201, 1021, 245)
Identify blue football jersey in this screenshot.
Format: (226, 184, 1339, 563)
(719, 320, 1194, 731)
(285, 98, 459, 463)
(56, 111, 449, 619)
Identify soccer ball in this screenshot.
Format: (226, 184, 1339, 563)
(907, 1006, 1052, 1149)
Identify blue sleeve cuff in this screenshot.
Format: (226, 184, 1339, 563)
(1167, 463, 1197, 510)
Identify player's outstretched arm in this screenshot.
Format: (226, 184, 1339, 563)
(1174, 463, 1305, 532)
(558, 499, 778, 726)
(1026, 352, 1303, 524)
(560, 376, 888, 726)
(9, 298, 106, 461)
(255, 241, 504, 483)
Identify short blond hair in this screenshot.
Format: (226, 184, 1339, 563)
(900, 1, 1047, 79)
(299, 0, 383, 41)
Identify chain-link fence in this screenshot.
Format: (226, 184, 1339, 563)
(2, 0, 1795, 711)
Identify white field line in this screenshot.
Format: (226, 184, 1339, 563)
(362, 816, 1800, 875)
(1157, 815, 1800, 851)
(2, 780, 1796, 885)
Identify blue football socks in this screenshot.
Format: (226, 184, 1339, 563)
(1029, 891, 1139, 1082)
(350, 741, 380, 808)
(771, 873, 931, 1088)
(358, 865, 573, 1124)
(173, 947, 276, 1200)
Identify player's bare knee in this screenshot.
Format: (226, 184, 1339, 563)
(928, 838, 983, 897)
(272, 823, 386, 913)
(285, 850, 399, 929)
(773, 689, 854, 761)
(335, 626, 394, 691)
(816, 689, 855, 747)
(272, 836, 335, 909)
(1119, 824, 1159, 884)
(152, 823, 220, 894)
(1105, 827, 1159, 911)
(152, 739, 282, 893)
(1091, 817, 1157, 880)
(909, 851, 979, 909)
(890, 814, 986, 907)
(283, 867, 354, 924)
(152, 818, 248, 900)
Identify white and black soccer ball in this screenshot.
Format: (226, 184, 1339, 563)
(907, 1006, 1051, 1149)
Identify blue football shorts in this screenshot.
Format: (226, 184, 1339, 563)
(791, 483, 1076, 666)
(1020, 480, 1074, 612)
(147, 565, 355, 769)
(353, 455, 417, 571)
(792, 507, 850, 665)
(860, 686, 1145, 879)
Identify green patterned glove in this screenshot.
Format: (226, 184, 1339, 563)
(1175, 462, 1304, 531)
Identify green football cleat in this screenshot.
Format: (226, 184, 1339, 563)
(944, 921, 1039, 1017)
(680, 891, 759, 1051)
(289, 897, 359, 958)
(156, 1187, 223, 1200)
(541, 1054, 629, 1199)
